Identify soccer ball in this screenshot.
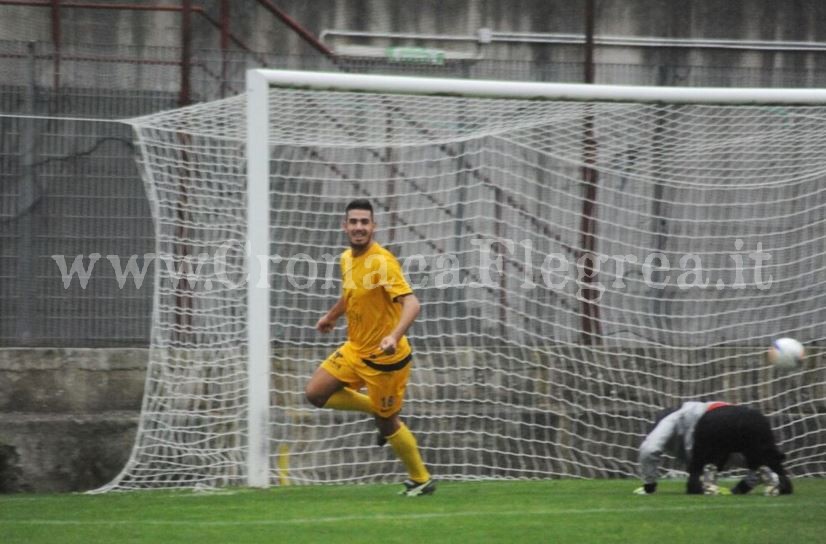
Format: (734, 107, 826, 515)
(767, 337, 805, 369)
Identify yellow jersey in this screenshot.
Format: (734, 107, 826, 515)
(340, 242, 413, 363)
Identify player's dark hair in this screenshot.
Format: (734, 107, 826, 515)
(345, 199, 373, 218)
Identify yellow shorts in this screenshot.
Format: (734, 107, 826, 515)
(321, 342, 412, 417)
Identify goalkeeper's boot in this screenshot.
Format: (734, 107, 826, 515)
(701, 464, 721, 495)
(399, 478, 436, 497)
(758, 466, 780, 496)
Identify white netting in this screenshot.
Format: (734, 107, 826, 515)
(103, 74, 826, 490)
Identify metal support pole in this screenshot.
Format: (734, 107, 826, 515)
(50, 0, 60, 91)
(578, 0, 602, 345)
(179, 0, 192, 107)
(17, 42, 37, 342)
(219, 0, 229, 98)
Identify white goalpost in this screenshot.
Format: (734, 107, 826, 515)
(101, 69, 826, 491)
(246, 68, 272, 488)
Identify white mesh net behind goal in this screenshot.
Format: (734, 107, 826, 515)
(105, 73, 826, 490)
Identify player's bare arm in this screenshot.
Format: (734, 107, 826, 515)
(379, 293, 421, 354)
(316, 295, 347, 333)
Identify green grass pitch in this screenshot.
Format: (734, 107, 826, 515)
(2, 479, 825, 544)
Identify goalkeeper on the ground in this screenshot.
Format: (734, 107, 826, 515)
(635, 401, 792, 496)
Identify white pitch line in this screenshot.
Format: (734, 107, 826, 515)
(0, 501, 809, 526)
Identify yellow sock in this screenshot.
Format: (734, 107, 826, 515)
(387, 423, 430, 483)
(323, 388, 374, 414)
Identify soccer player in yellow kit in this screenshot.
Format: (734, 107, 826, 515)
(304, 199, 435, 496)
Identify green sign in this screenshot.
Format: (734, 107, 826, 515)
(385, 47, 446, 65)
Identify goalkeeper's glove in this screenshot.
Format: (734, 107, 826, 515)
(633, 482, 657, 495)
(703, 484, 732, 496)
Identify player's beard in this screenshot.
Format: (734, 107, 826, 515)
(348, 231, 372, 252)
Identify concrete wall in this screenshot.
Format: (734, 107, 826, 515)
(1, 1, 825, 98)
(0, 349, 146, 492)
(3, 347, 825, 491)
(3, 1, 826, 70)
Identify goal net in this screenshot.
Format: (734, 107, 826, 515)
(102, 70, 826, 490)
